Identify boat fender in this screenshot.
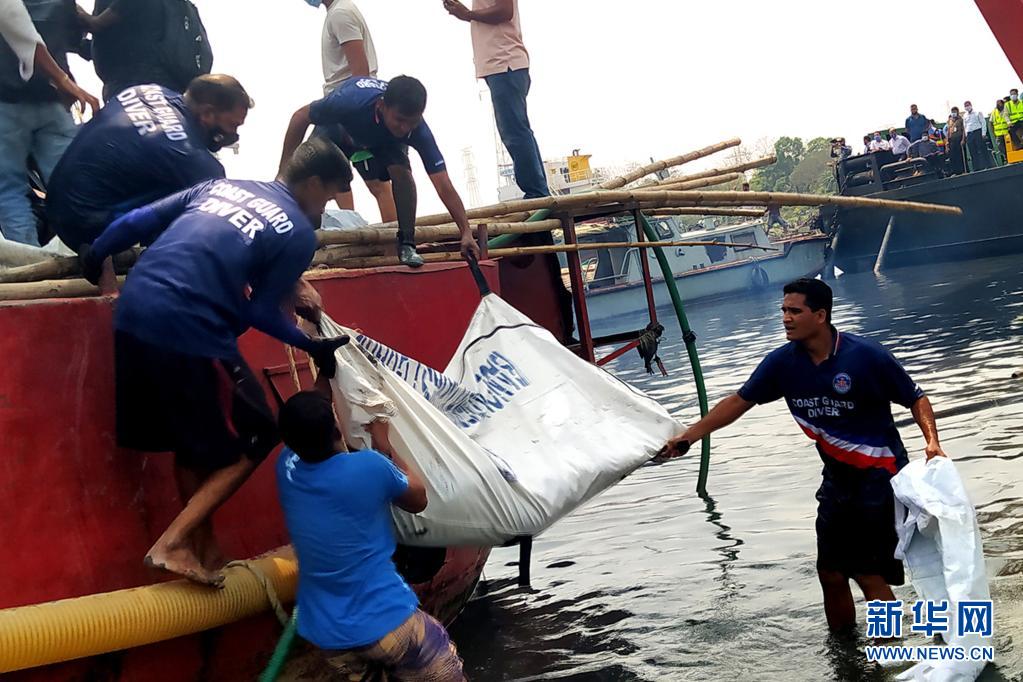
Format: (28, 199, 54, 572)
(750, 264, 769, 290)
(637, 322, 666, 375)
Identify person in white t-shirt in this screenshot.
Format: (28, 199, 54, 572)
(306, 0, 395, 222)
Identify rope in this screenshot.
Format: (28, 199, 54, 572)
(224, 560, 290, 626)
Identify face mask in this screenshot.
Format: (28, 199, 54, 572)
(951, 113, 958, 119)
(304, 0, 322, 6)
(1013, 94, 1019, 101)
(207, 127, 239, 152)
(874, 135, 881, 142)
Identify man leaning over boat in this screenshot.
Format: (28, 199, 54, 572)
(280, 74, 481, 267)
(46, 74, 252, 289)
(78, 138, 353, 586)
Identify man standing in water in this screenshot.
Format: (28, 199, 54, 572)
(661, 278, 946, 632)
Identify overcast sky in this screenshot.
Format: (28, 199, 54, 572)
(72, 0, 1020, 220)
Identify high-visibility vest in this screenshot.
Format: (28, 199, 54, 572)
(1006, 99, 1023, 124)
(992, 108, 1009, 136)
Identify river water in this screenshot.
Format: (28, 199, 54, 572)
(449, 253, 1023, 681)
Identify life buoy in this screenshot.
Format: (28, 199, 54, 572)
(750, 264, 769, 289)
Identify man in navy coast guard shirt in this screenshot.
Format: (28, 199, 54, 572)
(662, 278, 946, 633)
(81, 138, 353, 586)
(280, 75, 480, 267)
(47, 75, 251, 254)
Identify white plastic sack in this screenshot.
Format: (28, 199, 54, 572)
(319, 293, 681, 547)
(891, 457, 992, 681)
(320, 208, 369, 231)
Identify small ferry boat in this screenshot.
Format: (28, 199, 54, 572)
(577, 216, 830, 326)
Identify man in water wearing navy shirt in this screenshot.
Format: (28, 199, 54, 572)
(276, 373, 466, 679)
(80, 138, 353, 586)
(47, 74, 251, 254)
(280, 75, 480, 267)
(662, 278, 946, 632)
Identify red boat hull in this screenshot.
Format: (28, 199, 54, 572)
(0, 262, 506, 681)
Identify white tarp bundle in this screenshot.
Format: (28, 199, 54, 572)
(890, 457, 992, 681)
(319, 293, 681, 547)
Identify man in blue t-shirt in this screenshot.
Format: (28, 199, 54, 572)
(79, 138, 353, 587)
(47, 74, 251, 255)
(661, 278, 946, 633)
(276, 373, 466, 679)
(280, 75, 480, 267)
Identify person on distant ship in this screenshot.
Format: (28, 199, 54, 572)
(867, 132, 890, 153)
(659, 278, 946, 633)
(904, 103, 929, 142)
(961, 101, 990, 172)
(276, 373, 467, 680)
(945, 107, 966, 176)
(78, 138, 353, 586)
(280, 75, 480, 267)
(888, 128, 911, 161)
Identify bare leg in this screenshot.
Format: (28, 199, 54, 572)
(818, 568, 856, 632)
(853, 574, 895, 602)
(334, 190, 355, 211)
(365, 180, 397, 223)
(172, 463, 226, 571)
(145, 456, 258, 586)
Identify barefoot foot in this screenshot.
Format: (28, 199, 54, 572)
(145, 543, 225, 588)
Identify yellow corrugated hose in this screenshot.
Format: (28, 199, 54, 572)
(0, 546, 297, 673)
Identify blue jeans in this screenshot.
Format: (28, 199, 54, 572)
(0, 100, 77, 246)
(485, 68, 549, 199)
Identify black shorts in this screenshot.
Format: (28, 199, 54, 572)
(311, 124, 410, 183)
(815, 471, 905, 585)
(48, 207, 114, 253)
(115, 330, 278, 471)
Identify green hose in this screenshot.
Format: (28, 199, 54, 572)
(487, 208, 552, 249)
(258, 607, 298, 682)
(637, 213, 712, 494)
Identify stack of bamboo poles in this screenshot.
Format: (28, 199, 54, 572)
(0, 137, 963, 297)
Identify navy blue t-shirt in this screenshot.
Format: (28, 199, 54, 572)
(92, 179, 317, 359)
(307, 77, 447, 174)
(905, 113, 931, 142)
(47, 84, 225, 243)
(276, 447, 419, 650)
(738, 329, 924, 479)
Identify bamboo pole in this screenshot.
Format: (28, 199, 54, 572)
(660, 172, 744, 192)
(647, 190, 962, 215)
(0, 277, 125, 301)
(326, 238, 776, 269)
(310, 244, 386, 267)
(316, 219, 562, 247)
(599, 138, 742, 189)
(640, 155, 777, 189)
(362, 187, 961, 231)
(645, 207, 766, 218)
(0, 250, 137, 284)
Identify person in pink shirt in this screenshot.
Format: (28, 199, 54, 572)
(443, 0, 548, 199)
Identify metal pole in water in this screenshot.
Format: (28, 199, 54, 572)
(638, 213, 712, 494)
(873, 216, 895, 274)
